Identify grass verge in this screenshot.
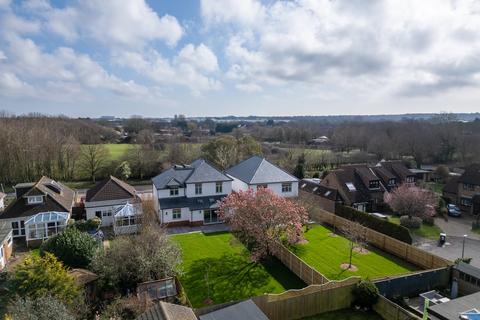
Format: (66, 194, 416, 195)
(388, 216, 443, 239)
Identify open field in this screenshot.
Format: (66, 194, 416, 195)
(302, 309, 383, 320)
(291, 225, 418, 280)
(81, 144, 139, 161)
(171, 231, 305, 308)
(388, 216, 443, 240)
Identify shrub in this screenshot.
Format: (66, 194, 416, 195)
(352, 279, 379, 309)
(74, 217, 101, 232)
(399, 215, 422, 229)
(41, 227, 98, 268)
(422, 216, 434, 226)
(8, 252, 80, 304)
(455, 257, 472, 264)
(7, 295, 76, 320)
(335, 206, 413, 244)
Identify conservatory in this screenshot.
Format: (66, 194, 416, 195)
(25, 211, 69, 245)
(113, 202, 142, 235)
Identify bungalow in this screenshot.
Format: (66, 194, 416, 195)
(443, 164, 480, 215)
(152, 159, 233, 226)
(0, 223, 13, 270)
(0, 176, 74, 239)
(226, 156, 299, 197)
(85, 176, 142, 229)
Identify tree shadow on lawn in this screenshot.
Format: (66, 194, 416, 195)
(182, 253, 305, 307)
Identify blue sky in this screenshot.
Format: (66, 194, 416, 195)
(1, 0, 480, 117)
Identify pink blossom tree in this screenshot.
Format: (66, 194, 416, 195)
(218, 188, 308, 261)
(384, 184, 436, 219)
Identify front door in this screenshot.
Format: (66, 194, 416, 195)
(203, 209, 219, 224)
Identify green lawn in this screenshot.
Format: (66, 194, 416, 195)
(171, 231, 305, 308)
(388, 216, 443, 239)
(302, 309, 383, 320)
(81, 144, 139, 161)
(291, 225, 417, 280)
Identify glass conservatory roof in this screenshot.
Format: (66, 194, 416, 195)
(25, 211, 69, 225)
(114, 202, 141, 218)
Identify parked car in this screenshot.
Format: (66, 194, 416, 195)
(368, 212, 389, 220)
(447, 204, 461, 217)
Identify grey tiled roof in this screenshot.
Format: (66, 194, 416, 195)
(199, 299, 269, 320)
(152, 159, 231, 190)
(226, 156, 298, 184)
(159, 195, 225, 210)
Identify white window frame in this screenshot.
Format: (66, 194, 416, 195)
(282, 183, 292, 193)
(27, 196, 43, 204)
(170, 187, 179, 196)
(406, 176, 415, 183)
(172, 208, 181, 220)
(215, 182, 223, 194)
(195, 183, 202, 195)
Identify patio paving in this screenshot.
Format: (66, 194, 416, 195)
(166, 223, 230, 235)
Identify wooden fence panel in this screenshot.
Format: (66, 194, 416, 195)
(272, 242, 329, 285)
(252, 278, 360, 320)
(374, 296, 420, 320)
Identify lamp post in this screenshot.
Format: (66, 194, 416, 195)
(461, 234, 468, 259)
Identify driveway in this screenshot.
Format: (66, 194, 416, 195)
(416, 236, 480, 268)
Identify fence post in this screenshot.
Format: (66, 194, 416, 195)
(311, 268, 314, 284)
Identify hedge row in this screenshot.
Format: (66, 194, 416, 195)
(335, 205, 413, 244)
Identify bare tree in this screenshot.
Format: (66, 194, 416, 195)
(79, 144, 109, 183)
(340, 221, 367, 268)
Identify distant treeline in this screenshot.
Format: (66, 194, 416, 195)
(0, 114, 117, 185)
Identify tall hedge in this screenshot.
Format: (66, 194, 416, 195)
(335, 205, 413, 244)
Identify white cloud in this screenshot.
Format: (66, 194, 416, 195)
(25, 0, 184, 47)
(236, 82, 262, 93)
(0, 36, 155, 101)
(114, 44, 221, 94)
(177, 43, 219, 72)
(202, 0, 480, 97)
(201, 0, 265, 27)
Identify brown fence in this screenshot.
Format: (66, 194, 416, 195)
(252, 277, 360, 320)
(310, 209, 452, 270)
(374, 295, 421, 320)
(273, 241, 329, 285)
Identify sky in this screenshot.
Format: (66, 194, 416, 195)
(1, 0, 480, 117)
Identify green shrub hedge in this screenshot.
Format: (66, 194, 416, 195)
(335, 206, 413, 244)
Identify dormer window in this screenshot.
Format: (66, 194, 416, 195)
(388, 178, 396, 186)
(346, 182, 356, 192)
(369, 180, 380, 189)
(27, 196, 43, 204)
(170, 187, 179, 196)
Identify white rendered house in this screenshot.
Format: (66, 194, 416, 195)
(85, 176, 140, 228)
(152, 159, 233, 226)
(226, 156, 299, 198)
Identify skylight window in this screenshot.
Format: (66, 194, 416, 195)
(346, 182, 356, 192)
(313, 187, 318, 192)
(324, 191, 331, 196)
(301, 183, 306, 188)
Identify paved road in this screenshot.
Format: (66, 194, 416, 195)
(434, 215, 480, 240)
(417, 236, 480, 268)
(413, 216, 480, 267)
